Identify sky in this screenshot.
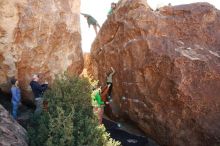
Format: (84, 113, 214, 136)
(80, 0, 220, 52)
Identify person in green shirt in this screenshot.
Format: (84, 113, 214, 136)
(91, 87, 105, 124)
(91, 88, 104, 108)
(81, 13, 100, 35)
(108, 2, 117, 16)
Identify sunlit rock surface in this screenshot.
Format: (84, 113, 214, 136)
(0, 0, 83, 99)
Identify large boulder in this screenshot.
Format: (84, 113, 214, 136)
(0, 104, 28, 146)
(0, 0, 83, 99)
(91, 0, 220, 146)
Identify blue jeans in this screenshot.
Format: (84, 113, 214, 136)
(12, 102, 19, 119)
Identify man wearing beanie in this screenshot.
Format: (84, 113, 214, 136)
(30, 74, 48, 114)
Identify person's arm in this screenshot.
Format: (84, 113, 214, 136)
(33, 82, 48, 92)
(83, 14, 90, 17)
(101, 86, 109, 95)
(101, 86, 110, 104)
(41, 84, 48, 91)
(87, 18, 90, 28)
(110, 67, 115, 76)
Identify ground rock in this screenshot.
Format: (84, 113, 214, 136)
(0, 104, 28, 146)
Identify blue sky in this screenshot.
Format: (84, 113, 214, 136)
(80, 0, 220, 52)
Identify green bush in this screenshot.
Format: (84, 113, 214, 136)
(28, 75, 120, 146)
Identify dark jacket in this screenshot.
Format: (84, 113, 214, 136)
(30, 81, 48, 98)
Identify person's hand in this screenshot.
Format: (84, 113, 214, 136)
(45, 81, 48, 84)
(106, 102, 109, 104)
(97, 87, 101, 92)
(111, 67, 115, 73)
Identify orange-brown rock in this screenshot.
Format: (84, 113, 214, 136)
(0, 0, 83, 100)
(0, 104, 28, 146)
(81, 53, 97, 78)
(91, 0, 220, 146)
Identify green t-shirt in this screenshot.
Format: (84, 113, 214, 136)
(91, 89, 104, 108)
(108, 8, 113, 15)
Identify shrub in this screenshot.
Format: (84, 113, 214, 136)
(28, 75, 120, 146)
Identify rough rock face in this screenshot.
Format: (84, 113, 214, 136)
(0, 104, 28, 146)
(81, 53, 97, 78)
(0, 0, 83, 99)
(91, 0, 220, 146)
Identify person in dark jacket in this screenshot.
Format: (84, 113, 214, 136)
(11, 78, 21, 119)
(30, 74, 48, 114)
